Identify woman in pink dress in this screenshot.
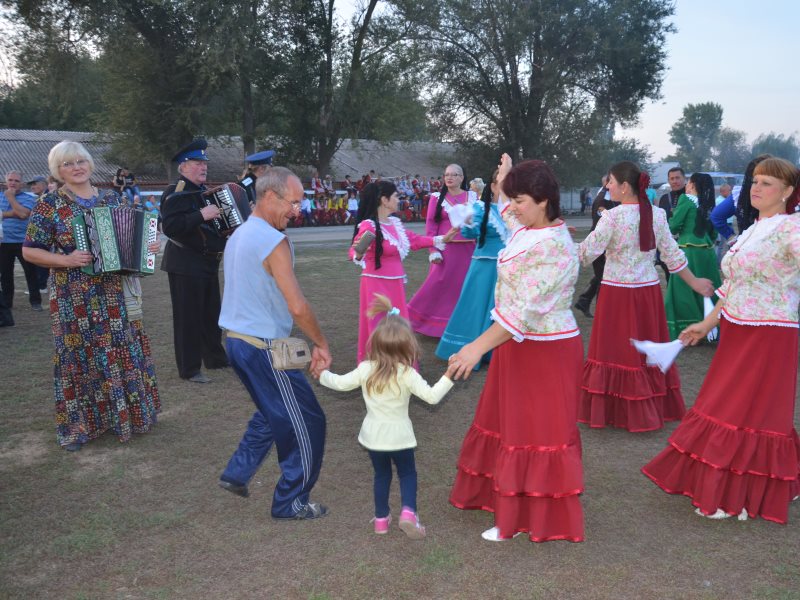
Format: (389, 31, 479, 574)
(448, 155, 585, 543)
(350, 181, 455, 363)
(577, 161, 714, 432)
(407, 164, 477, 337)
(643, 157, 800, 523)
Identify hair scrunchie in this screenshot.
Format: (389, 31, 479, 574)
(637, 172, 655, 251)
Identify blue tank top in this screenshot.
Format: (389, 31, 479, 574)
(218, 216, 293, 338)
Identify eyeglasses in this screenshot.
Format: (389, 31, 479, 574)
(279, 195, 302, 210)
(444, 172, 462, 178)
(60, 159, 89, 169)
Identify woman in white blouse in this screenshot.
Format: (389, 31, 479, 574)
(448, 155, 585, 543)
(577, 161, 713, 432)
(643, 157, 800, 523)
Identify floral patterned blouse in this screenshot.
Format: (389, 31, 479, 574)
(579, 204, 687, 287)
(716, 213, 800, 328)
(492, 205, 579, 342)
(350, 217, 444, 279)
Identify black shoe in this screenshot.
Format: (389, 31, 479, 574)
(273, 502, 329, 521)
(574, 303, 593, 319)
(187, 372, 212, 384)
(219, 479, 249, 498)
(64, 442, 82, 452)
(31, 303, 43, 311)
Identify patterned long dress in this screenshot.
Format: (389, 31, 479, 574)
(24, 189, 160, 447)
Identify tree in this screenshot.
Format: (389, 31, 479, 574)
(713, 127, 750, 173)
(667, 102, 723, 172)
(386, 0, 674, 185)
(0, 1, 104, 130)
(751, 132, 800, 164)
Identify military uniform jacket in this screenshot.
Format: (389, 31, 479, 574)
(160, 176, 227, 278)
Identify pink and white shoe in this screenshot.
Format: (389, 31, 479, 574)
(398, 507, 426, 539)
(372, 515, 391, 534)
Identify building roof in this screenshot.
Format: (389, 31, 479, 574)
(0, 129, 456, 189)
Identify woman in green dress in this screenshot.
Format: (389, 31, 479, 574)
(664, 172, 722, 340)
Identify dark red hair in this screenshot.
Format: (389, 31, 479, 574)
(608, 161, 655, 251)
(501, 159, 561, 221)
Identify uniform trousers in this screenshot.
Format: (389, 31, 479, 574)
(0, 243, 41, 307)
(167, 271, 228, 378)
(221, 338, 326, 517)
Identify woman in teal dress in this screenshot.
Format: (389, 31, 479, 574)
(436, 173, 508, 368)
(664, 172, 722, 340)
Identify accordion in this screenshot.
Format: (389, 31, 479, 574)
(72, 206, 159, 275)
(202, 183, 247, 234)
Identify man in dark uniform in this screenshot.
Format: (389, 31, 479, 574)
(238, 150, 275, 211)
(574, 176, 618, 318)
(160, 138, 229, 383)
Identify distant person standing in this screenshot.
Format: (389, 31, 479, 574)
(658, 167, 686, 219)
(27, 175, 50, 292)
(655, 167, 686, 280)
(238, 149, 274, 216)
(574, 176, 616, 319)
(407, 164, 477, 337)
(0, 170, 43, 311)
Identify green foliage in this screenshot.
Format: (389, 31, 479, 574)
(751, 132, 800, 164)
(388, 0, 673, 185)
(0, 2, 104, 130)
(714, 127, 750, 173)
(667, 102, 723, 171)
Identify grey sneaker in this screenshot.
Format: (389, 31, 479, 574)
(273, 502, 329, 520)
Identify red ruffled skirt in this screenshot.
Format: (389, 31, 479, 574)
(643, 319, 800, 523)
(579, 283, 685, 432)
(450, 335, 585, 542)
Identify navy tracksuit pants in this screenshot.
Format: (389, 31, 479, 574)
(221, 337, 326, 517)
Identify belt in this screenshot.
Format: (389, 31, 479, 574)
(168, 238, 223, 259)
(226, 331, 269, 349)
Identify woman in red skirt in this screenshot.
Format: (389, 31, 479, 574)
(643, 157, 800, 523)
(448, 154, 584, 542)
(578, 161, 714, 432)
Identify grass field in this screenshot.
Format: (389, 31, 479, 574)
(1, 234, 798, 600)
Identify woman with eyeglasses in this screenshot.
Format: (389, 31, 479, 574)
(435, 170, 508, 368)
(22, 140, 160, 451)
(407, 164, 477, 337)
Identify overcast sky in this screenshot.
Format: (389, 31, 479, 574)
(338, 0, 798, 161)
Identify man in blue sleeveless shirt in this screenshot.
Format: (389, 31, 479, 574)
(218, 166, 332, 520)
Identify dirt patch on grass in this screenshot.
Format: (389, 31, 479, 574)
(0, 431, 50, 472)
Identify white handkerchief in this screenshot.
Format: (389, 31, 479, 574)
(447, 203, 471, 229)
(631, 339, 685, 373)
(703, 298, 719, 342)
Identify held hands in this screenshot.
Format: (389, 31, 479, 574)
(309, 345, 332, 378)
(447, 344, 482, 380)
(679, 321, 714, 346)
(200, 204, 221, 221)
(64, 250, 93, 268)
(442, 226, 459, 243)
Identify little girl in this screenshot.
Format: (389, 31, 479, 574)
(318, 294, 456, 539)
